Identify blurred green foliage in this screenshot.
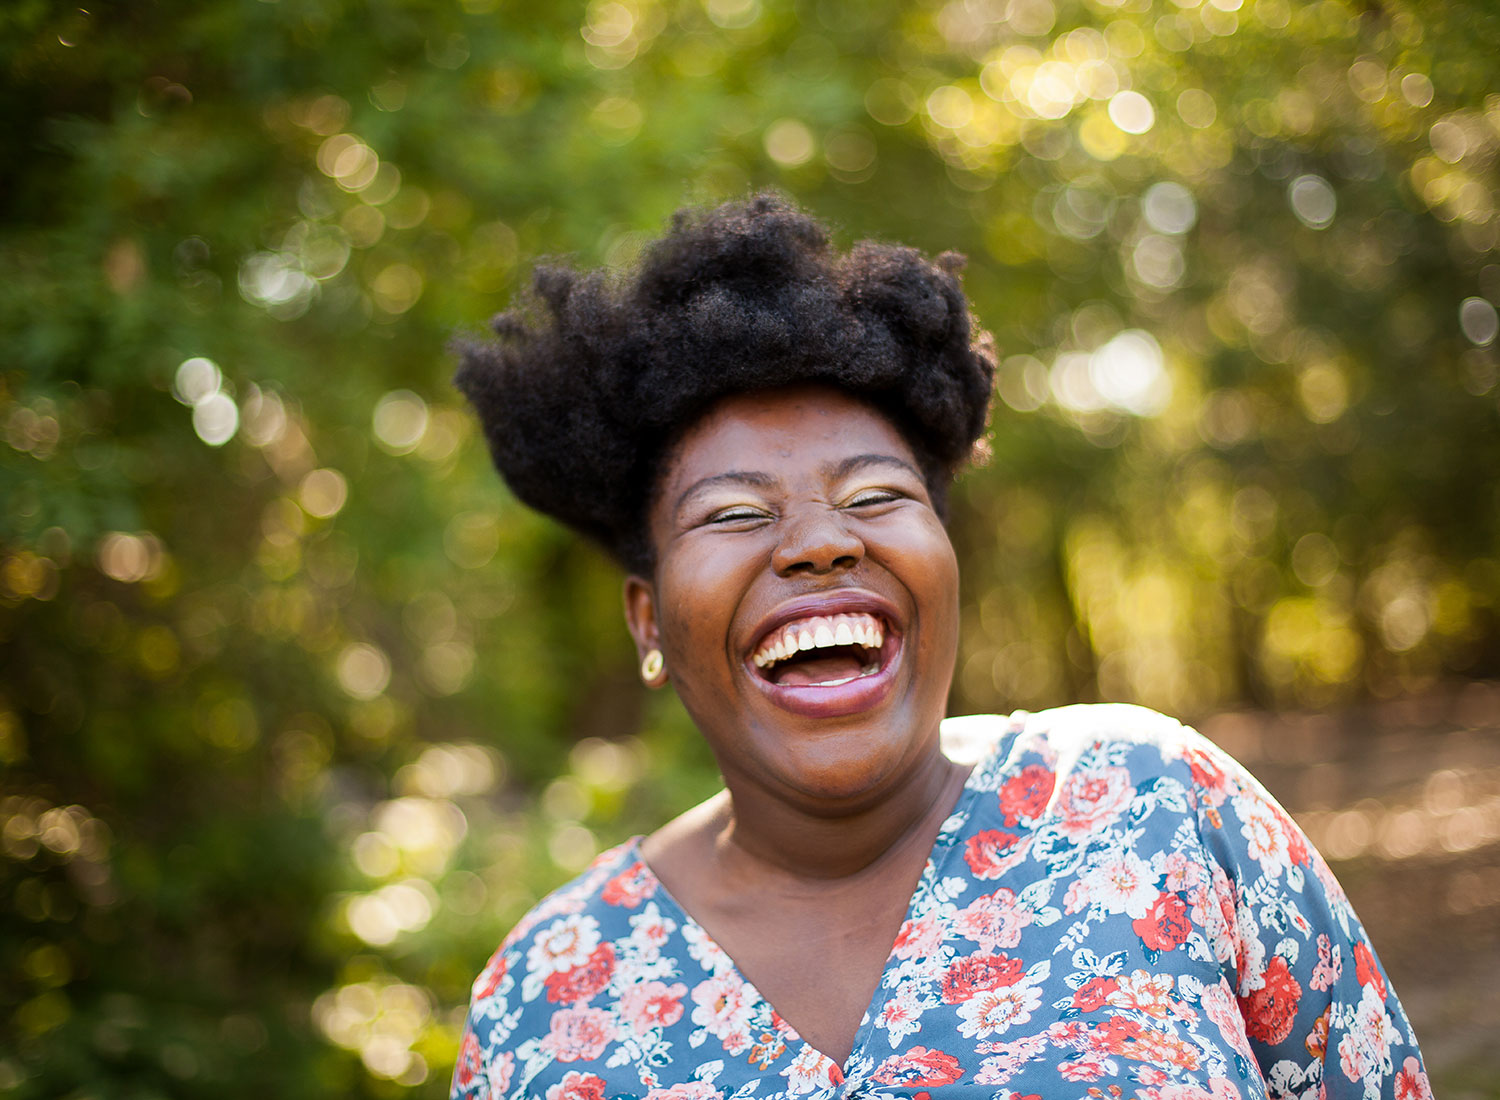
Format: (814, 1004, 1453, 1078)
(2, 0, 1498, 1095)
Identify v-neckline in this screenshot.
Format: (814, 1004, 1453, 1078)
(627, 759, 990, 1075)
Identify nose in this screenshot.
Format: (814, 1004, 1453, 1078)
(771, 505, 865, 576)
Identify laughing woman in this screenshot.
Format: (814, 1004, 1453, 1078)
(449, 196, 1428, 1100)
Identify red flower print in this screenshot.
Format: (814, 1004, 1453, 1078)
(1132, 892, 1191, 952)
(545, 1070, 609, 1100)
(601, 860, 656, 908)
(998, 764, 1054, 825)
(545, 943, 617, 1004)
(872, 1045, 965, 1086)
(473, 948, 509, 1000)
(964, 829, 1024, 880)
(941, 952, 1026, 1003)
(1395, 1055, 1433, 1100)
(1241, 955, 1303, 1045)
(1353, 941, 1388, 1002)
(453, 1028, 482, 1090)
(1071, 976, 1119, 1012)
(541, 1006, 616, 1062)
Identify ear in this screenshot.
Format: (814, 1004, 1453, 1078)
(622, 574, 666, 686)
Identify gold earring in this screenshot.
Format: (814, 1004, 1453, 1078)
(640, 649, 664, 684)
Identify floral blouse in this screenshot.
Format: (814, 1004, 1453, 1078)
(451, 705, 1430, 1100)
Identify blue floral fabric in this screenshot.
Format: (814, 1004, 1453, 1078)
(452, 704, 1429, 1100)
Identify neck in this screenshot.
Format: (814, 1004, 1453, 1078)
(711, 745, 970, 882)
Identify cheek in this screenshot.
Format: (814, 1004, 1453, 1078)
(655, 549, 756, 656)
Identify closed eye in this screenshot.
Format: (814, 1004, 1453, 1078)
(843, 488, 905, 508)
(706, 505, 771, 525)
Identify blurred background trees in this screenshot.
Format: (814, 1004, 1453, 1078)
(2, 0, 1498, 1094)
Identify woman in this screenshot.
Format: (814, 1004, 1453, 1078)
(449, 196, 1428, 1099)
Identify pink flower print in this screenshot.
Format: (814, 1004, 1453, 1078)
(1056, 1054, 1112, 1081)
(690, 974, 755, 1054)
(782, 1045, 842, 1096)
(1395, 1056, 1434, 1100)
(486, 1050, 515, 1096)
(1080, 849, 1158, 918)
(1200, 980, 1256, 1066)
(955, 978, 1043, 1038)
(954, 889, 1035, 951)
(540, 1006, 617, 1063)
(1055, 764, 1133, 837)
(545, 1070, 607, 1100)
(644, 1084, 724, 1100)
(891, 913, 944, 960)
(618, 980, 687, 1034)
(528, 915, 603, 978)
(1161, 851, 1201, 893)
(870, 1045, 965, 1087)
(973, 1034, 1048, 1085)
(1310, 934, 1342, 992)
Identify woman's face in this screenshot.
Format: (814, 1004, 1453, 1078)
(625, 384, 961, 811)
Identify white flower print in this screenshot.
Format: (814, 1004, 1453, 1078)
(1235, 793, 1290, 880)
(955, 979, 1043, 1038)
(1080, 849, 1157, 918)
(689, 974, 755, 1054)
(781, 1045, 839, 1096)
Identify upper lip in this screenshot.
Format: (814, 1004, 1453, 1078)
(742, 588, 903, 662)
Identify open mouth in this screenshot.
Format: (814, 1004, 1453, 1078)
(750, 612, 889, 688)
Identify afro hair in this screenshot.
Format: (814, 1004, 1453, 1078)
(454, 193, 996, 575)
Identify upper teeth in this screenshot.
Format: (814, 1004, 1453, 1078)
(752, 613, 885, 669)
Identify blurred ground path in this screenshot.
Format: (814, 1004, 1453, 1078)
(1199, 683, 1500, 1097)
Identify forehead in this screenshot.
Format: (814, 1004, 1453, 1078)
(662, 385, 916, 488)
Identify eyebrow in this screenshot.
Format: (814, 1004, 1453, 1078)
(672, 454, 922, 514)
(673, 471, 778, 514)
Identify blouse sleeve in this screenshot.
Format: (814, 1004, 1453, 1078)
(449, 946, 518, 1100)
(1186, 737, 1432, 1100)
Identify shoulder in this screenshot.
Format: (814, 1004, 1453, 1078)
(945, 702, 1218, 770)
(465, 840, 652, 1010)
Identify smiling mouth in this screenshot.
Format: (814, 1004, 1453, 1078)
(750, 612, 888, 688)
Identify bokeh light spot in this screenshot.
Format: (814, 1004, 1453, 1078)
(338, 643, 392, 700)
(764, 119, 815, 167)
(1459, 297, 1498, 346)
(1288, 174, 1337, 229)
(372, 391, 428, 454)
(1108, 91, 1155, 134)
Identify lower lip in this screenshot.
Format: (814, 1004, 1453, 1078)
(746, 639, 901, 719)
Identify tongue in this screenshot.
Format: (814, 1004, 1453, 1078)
(771, 652, 868, 687)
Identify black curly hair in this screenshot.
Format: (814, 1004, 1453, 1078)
(454, 193, 996, 575)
